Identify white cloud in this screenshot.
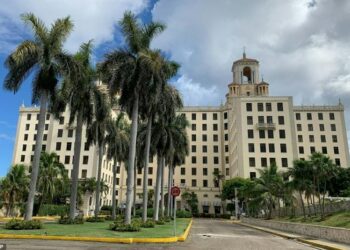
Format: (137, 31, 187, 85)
(0, 0, 149, 53)
(0, 134, 14, 141)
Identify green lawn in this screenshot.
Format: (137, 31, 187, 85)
(0, 218, 190, 238)
(274, 211, 350, 229)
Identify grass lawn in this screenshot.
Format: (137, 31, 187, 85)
(0, 218, 191, 238)
(274, 211, 350, 229)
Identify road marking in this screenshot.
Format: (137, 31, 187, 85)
(196, 233, 277, 239)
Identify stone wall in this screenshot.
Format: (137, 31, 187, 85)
(242, 217, 350, 245)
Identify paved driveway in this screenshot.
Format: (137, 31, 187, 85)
(0, 219, 316, 250)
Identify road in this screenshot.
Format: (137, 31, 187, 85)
(0, 219, 316, 250)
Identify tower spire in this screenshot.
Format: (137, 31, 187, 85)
(243, 46, 246, 59)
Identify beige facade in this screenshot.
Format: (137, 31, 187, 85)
(12, 54, 350, 215)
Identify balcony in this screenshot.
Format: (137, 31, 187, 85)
(256, 123, 276, 130)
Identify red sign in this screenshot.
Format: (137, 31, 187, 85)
(171, 186, 181, 197)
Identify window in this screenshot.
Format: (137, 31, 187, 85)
(81, 169, 87, 179)
(319, 124, 325, 131)
(214, 157, 219, 164)
(309, 135, 315, 143)
(27, 114, 31, 120)
(213, 145, 219, 153)
(308, 124, 313, 131)
(225, 145, 229, 152)
(36, 114, 39, 120)
(270, 158, 276, 165)
(224, 123, 228, 130)
(33, 134, 37, 140)
(191, 145, 196, 153)
(320, 135, 326, 143)
(261, 158, 267, 167)
(59, 116, 64, 125)
(203, 168, 208, 176)
(32, 145, 35, 151)
(202, 145, 207, 153)
(246, 103, 252, 111)
(334, 147, 339, 154)
(332, 135, 338, 143)
(247, 116, 253, 125)
(213, 113, 218, 120)
(191, 168, 197, 175)
(66, 142, 72, 151)
(248, 143, 255, 152)
(191, 113, 196, 120)
(203, 134, 207, 141)
(84, 142, 89, 151)
(22, 144, 27, 151)
(191, 124, 196, 130)
(322, 147, 328, 154)
(203, 180, 208, 187)
(226, 168, 229, 176)
(297, 124, 302, 131)
(136, 178, 141, 186)
(280, 144, 287, 153)
(298, 135, 303, 142)
(35, 124, 38, 130)
(64, 156, 70, 164)
(148, 167, 153, 175)
(335, 158, 341, 166)
(192, 179, 197, 187)
(318, 113, 323, 120)
(266, 103, 272, 111)
(213, 124, 218, 131)
(259, 130, 265, 139)
(21, 155, 25, 162)
(267, 116, 273, 124)
(191, 134, 196, 141)
(181, 168, 185, 175)
(148, 179, 153, 186)
(83, 156, 88, 164)
(57, 129, 63, 137)
(278, 116, 285, 125)
(191, 156, 196, 164)
(331, 124, 336, 131)
(213, 134, 218, 141)
(267, 130, 274, 139)
(299, 146, 304, 154)
(260, 143, 266, 153)
(269, 143, 275, 153)
(307, 113, 312, 120)
(224, 112, 228, 119)
(258, 116, 264, 123)
(279, 130, 286, 139)
(202, 113, 207, 120)
(281, 158, 288, 167)
(225, 156, 229, 164)
(202, 124, 207, 131)
(329, 113, 335, 120)
(277, 102, 283, 111)
(250, 172, 256, 179)
(24, 134, 28, 141)
(249, 157, 255, 167)
(203, 156, 208, 164)
(46, 114, 50, 120)
(25, 124, 30, 130)
(310, 146, 315, 154)
(257, 103, 264, 111)
(295, 113, 301, 120)
(68, 129, 73, 138)
(43, 124, 49, 131)
(248, 129, 254, 139)
(56, 142, 61, 151)
(224, 134, 228, 141)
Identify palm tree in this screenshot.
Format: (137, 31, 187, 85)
(99, 11, 166, 224)
(4, 13, 74, 220)
(105, 113, 130, 220)
(213, 169, 225, 213)
(60, 41, 109, 219)
(36, 152, 68, 208)
(0, 164, 29, 216)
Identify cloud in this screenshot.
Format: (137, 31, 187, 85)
(0, 0, 149, 53)
(0, 121, 16, 129)
(0, 134, 14, 141)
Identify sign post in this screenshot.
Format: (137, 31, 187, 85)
(171, 186, 181, 236)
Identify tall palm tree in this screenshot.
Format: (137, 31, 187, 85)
(36, 152, 68, 208)
(4, 13, 74, 220)
(99, 11, 166, 224)
(105, 113, 130, 220)
(60, 41, 109, 219)
(0, 164, 29, 216)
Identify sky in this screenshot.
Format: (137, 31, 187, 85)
(1, 0, 350, 176)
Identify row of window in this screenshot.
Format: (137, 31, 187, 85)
(298, 146, 340, 155)
(190, 156, 220, 164)
(25, 123, 49, 131)
(296, 123, 336, 132)
(248, 143, 287, 153)
(191, 134, 228, 142)
(191, 123, 228, 131)
(297, 134, 338, 143)
(247, 115, 285, 125)
(190, 112, 228, 121)
(249, 157, 288, 168)
(248, 129, 286, 139)
(296, 112, 335, 121)
(26, 113, 50, 121)
(247, 102, 284, 112)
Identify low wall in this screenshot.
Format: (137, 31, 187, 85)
(241, 217, 350, 245)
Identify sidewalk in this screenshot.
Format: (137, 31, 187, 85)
(234, 221, 350, 250)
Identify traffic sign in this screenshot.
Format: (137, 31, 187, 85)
(171, 186, 181, 197)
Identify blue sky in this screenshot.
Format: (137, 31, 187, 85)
(1, 0, 350, 176)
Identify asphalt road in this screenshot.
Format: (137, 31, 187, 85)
(0, 219, 317, 250)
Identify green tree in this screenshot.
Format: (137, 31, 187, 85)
(182, 191, 198, 215)
(4, 13, 74, 220)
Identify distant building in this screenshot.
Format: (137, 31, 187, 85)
(12, 53, 350, 215)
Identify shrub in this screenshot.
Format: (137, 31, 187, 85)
(86, 216, 105, 222)
(38, 204, 69, 216)
(176, 210, 192, 218)
(58, 215, 84, 224)
(100, 205, 112, 211)
(140, 220, 155, 228)
(5, 219, 43, 230)
(155, 219, 165, 225)
(135, 208, 154, 218)
(109, 221, 140, 232)
(220, 214, 231, 219)
(162, 216, 171, 222)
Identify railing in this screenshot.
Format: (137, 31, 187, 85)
(256, 123, 276, 130)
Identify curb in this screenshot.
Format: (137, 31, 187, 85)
(234, 221, 346, 250)
(0, 219, 193, 244)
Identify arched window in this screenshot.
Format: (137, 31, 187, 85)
(242, 67, 252, 83)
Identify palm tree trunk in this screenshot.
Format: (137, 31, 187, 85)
(167, 164, 173, 217)
(142, 117, 152, 222)
(153, 155, 162, 221)
(125, 95, 139, 225)
(112, 156, 118, 220)
(299, 191, 306, 219)
(25, 93, 48, 220)
(94, 143, 104, 217)
(69, 112, 84, 219)
(133, 164, 137, 217)
(160, 158, 165, 218)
